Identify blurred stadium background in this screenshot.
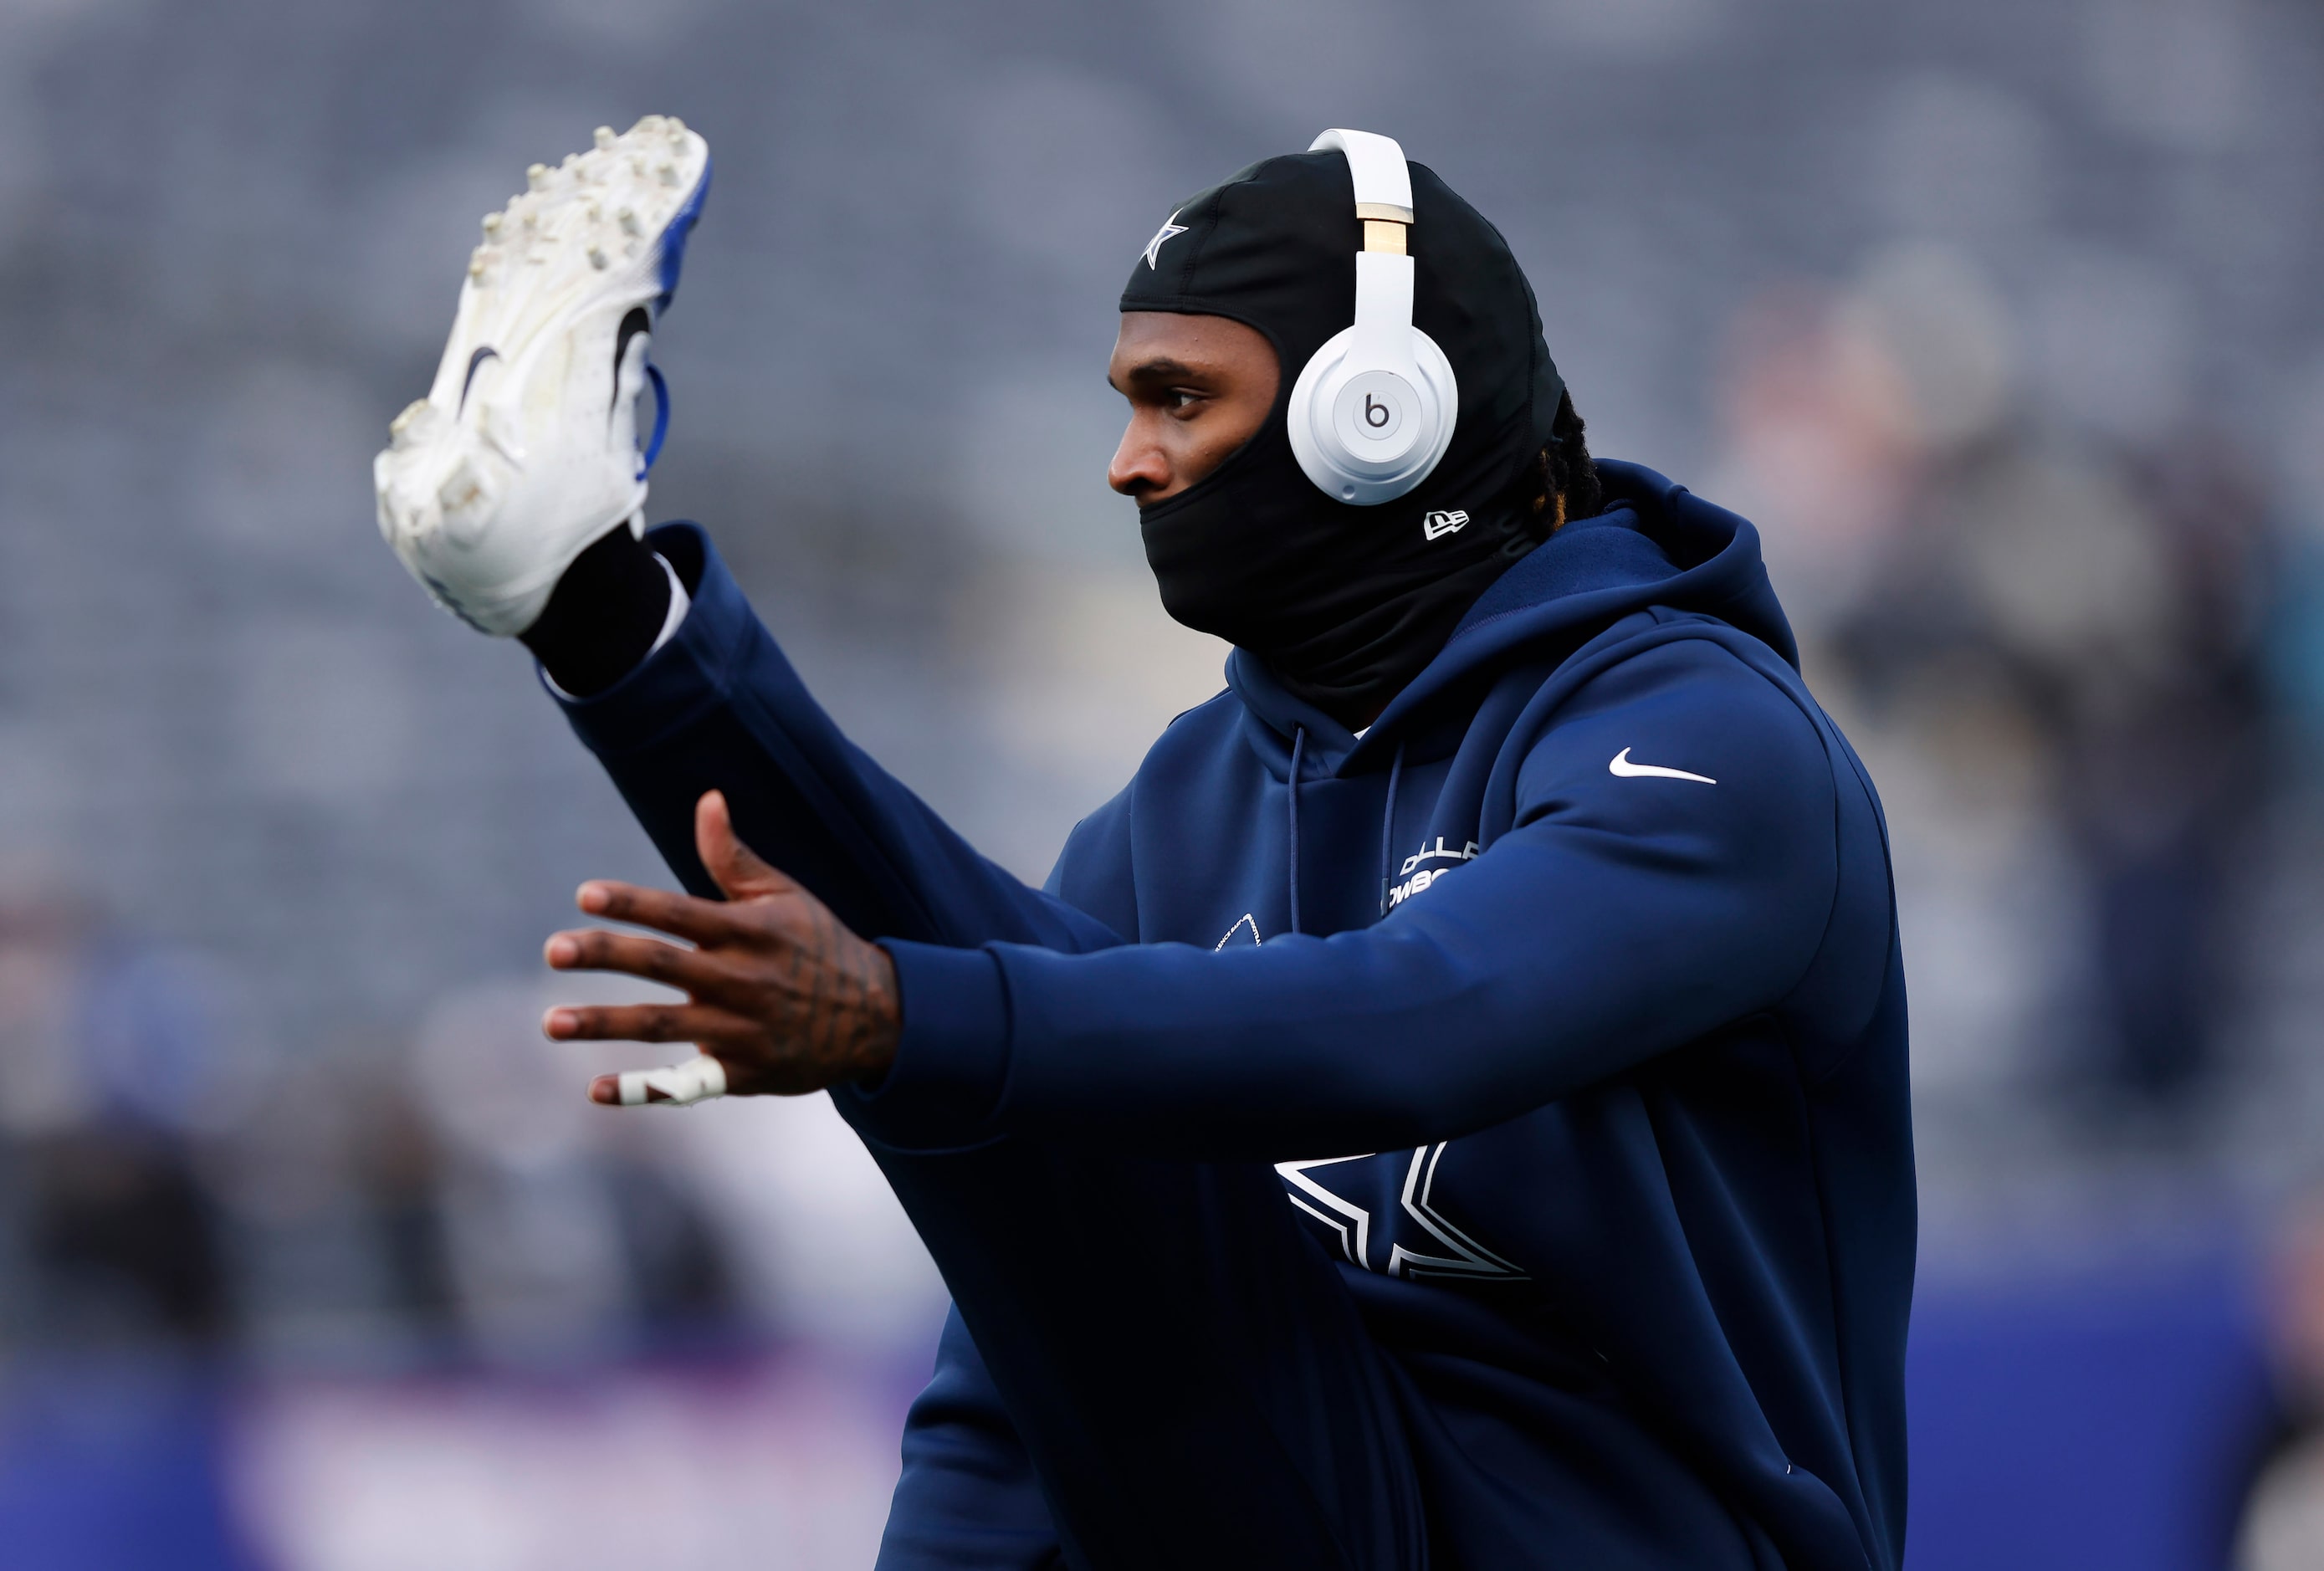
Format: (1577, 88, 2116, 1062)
(1, 0, 2321, 1564)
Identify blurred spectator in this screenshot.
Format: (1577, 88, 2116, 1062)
(21, 1125, 225, 1347)
(1832, 427, 2268, 1111)
(216, 1054, 457, 1361)
(0, 875, 744, 1369)
(2233, 1195, 2324, 1569)
(1714, 249, 2275, 1121)
(0, 877, 237, 1349)
(409, 977, 739, 1360)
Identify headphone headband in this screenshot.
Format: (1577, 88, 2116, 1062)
(1287, 130, 1458, 507)
(1308, 129, 1414, 217)
(1311, 129, 1413, 256)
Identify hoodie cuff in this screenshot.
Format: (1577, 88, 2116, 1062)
(841, 940, 1011, 1149)
(545, 523, 742, 755)
(539, 552, 693, 701)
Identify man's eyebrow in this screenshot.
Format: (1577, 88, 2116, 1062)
(1119, 356, 1205, 383)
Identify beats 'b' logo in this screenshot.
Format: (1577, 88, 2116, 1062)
(1422, 509, 1470, 540)
(1335, 373, 1408, 453)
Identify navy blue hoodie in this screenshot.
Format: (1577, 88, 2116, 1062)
(557, 461, 1914, 1569)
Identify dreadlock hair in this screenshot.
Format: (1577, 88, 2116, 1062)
(1543, 391, 1600, 526)
(1543, 390, 1599, 525)
(1487, 389, 1600, 560)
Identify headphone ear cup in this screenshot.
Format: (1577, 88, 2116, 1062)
(1405, 326, 1458, 485)
(1284, 329, 1350, 498)
(1287, 326, 1459, 506)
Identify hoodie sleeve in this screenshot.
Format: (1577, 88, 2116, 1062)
(854, 637, 1841, 1159)
(553, 524, 1123, 955)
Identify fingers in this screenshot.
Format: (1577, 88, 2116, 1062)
(544, 927, 749, 1004)
(589, 1054, 728, 1108)
(695, 791, 795, 903)
(573, 878, 736, 944)
(543, 1000, 742, 1044)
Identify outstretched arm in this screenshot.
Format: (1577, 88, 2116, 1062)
(375, 119, 1074, 1571)
(543, 639, 1855, 1156)
(552, 525, 1121, 957)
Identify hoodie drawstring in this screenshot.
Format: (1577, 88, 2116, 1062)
(1287, 726, 1307, 936)
(1287, 729, 1408, 934)
(1378, 740, 1406, 918)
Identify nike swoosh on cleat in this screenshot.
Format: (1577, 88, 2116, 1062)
(612, 307, 651, 413)
(458, 345, 500, 412)
(1609, 747, 1716, 784)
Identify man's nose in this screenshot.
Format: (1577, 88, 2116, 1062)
(1108, 420, 1171, 499)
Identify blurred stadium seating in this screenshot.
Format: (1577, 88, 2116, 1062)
(3, 0, 2322, 1563)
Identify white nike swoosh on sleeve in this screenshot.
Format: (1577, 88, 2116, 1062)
(1609, 747, 1716, 785)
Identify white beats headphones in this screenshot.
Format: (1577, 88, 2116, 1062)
(1286, 129, 1459, 507)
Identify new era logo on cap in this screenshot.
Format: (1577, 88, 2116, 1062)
(1422, 509, 1469, 540)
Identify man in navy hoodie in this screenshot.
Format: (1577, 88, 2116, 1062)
(376, 123, 1913, 1570)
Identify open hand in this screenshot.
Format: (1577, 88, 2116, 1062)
(542, 791, 900, 1104)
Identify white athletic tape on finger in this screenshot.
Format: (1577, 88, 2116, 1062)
(617, 1055, 727, 1107)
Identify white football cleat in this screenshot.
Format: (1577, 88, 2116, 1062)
(374, 116, 710, 635)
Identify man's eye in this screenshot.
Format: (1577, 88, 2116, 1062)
(1169, 389, 1203, 411)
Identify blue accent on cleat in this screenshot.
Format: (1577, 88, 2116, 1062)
(640, 361, 671, 477)
(654, 152, 712, 314)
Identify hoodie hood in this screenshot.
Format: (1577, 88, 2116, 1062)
(1225, 460, 1800, 775)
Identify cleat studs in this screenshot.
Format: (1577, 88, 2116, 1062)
(584, 200, 601, 222)
(526, 162, 550, 191)
(481, 212, 504, 238)
(666, 115, 687, 141)
(388, 399, 437, 450)
(594, 125, 616, 150)
(617, 206, 640, 236)
(468, 246, 490, 278)
(586, 244, 608, 269)
(656, 161, 679, 186)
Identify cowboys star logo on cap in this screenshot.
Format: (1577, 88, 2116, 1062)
(1142, 210, 1189, 269)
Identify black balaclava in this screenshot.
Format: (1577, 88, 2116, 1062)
(1122, 150, 1564, 725)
